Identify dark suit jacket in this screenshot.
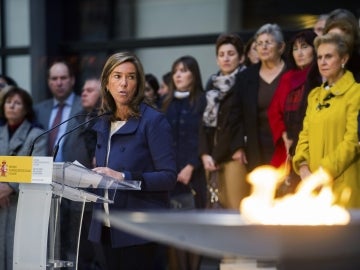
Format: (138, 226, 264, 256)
(34, 94, 88, 163)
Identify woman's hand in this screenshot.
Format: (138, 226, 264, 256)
(282, 132, 293, 155)
(93, 167, 125, 181)
(232, 149, 248, 164)
(177, 164, 194, 185)
(299, 164, 311, 180)
(201, 154, 218, 172)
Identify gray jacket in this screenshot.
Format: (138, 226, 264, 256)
(0, 119, 47, 270)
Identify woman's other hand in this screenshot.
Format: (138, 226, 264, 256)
(201, 154, 218, 172)
(232, 149, 248, 164)
(93, 167, 125, 181)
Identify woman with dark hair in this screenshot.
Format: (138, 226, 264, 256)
(164, 55, 206, 210)
(164, 55, 206, 270)
(162, 56, 204, 112)
(244, 36, 259, 67)
(268, 29, 317, 167)
(88, 51, 176, 270)
(199, 32, 249, 210)
(267, 29, 317, 195)
(144, 73, 160, 108)
(0, 86, 47, 270)
(158, 71, 171, 107)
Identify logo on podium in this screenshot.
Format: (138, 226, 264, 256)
(1, 160, 8, 177)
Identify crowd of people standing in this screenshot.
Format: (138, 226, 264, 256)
(0, 7, 359, 270)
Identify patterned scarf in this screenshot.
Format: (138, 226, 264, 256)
(202, 67, 241, 127)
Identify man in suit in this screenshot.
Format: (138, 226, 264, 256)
(34, 59, 83, 161)
(34, 59, 84, 268)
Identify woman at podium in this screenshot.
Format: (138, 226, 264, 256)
(89, 51, 177, 270)
(0, 86, 47, 270)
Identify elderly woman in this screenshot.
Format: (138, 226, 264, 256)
(88, 51, 176, 270)
(230, 23, 287, 173)
(293, 33, 360, 208)
(0, 86, 47, 270)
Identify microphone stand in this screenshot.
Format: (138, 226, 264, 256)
(52, 112, 111, 161)
(28, 113, 89, 156)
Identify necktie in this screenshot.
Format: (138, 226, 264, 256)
(48, 103, 64, 155)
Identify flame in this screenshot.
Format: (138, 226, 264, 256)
(240, 165, 350, 225)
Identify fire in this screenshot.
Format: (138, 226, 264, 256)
(240, 165, 350, 225)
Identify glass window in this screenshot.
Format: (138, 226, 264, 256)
(136, 44, 216, 87)
(6, 55, 30, 91)
(78, 0, 111, 41)
(5, 0, 30, 47)
(136, 0, 226, 38)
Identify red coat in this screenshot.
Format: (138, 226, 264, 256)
(267, 67, 310, 167)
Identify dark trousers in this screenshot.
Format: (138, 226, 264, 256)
(96, 227, 167, 270)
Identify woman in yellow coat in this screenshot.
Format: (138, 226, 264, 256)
(293, 33, 360, 208)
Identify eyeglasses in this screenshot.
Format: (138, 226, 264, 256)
(255, 40, 275, 48)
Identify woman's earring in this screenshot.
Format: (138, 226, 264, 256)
(341, 63, 345, 69)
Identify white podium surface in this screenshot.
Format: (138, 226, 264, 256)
(13, 184, 52, 270)
(10, 159, 141, 270)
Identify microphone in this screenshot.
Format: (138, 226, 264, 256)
(28, 112, 89, 156)
(52, 111, 112, 161)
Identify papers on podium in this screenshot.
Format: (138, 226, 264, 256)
(51, 161, 141, 203)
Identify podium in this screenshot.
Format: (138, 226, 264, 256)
(3, 157, 141, 270)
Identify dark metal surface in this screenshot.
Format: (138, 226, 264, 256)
(98, 209, 360, 262)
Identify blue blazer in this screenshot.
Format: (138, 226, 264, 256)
(89, 103, 177, 248)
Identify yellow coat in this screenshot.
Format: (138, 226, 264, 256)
(293, 71, 360, 208)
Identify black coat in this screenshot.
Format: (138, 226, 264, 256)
(230, 63, 264, 171)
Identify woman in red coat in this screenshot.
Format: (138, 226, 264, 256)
(268, 29, 318, 168)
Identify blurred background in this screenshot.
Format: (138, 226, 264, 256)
(0, 0, 359, 101)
